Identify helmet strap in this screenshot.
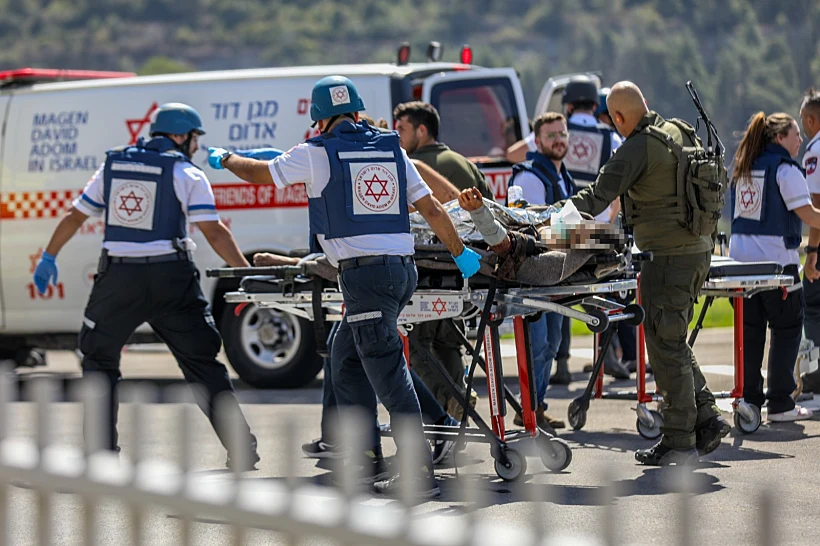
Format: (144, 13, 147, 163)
(321, 113, 356, 134)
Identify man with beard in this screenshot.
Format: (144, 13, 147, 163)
(391, 101, 488, 430)
(505, 112, 573, 432)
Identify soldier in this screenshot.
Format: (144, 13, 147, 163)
(563, 81, 730, 465)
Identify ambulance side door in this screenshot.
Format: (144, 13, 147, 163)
(533, 73, 602, 118)
(0, 94, 10, 329)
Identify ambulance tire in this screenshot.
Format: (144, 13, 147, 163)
(220, 303, 323, 389)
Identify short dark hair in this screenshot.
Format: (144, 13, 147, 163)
(533, 112, 566, 138)
(802, 88, 820, 116)
(393, 101, 440, 140)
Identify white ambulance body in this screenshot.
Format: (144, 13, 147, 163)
(0, 59, 528, 388)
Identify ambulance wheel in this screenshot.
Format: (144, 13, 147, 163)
(623, 304, 645, 327)
(494, 448, 526, 482)
(733, 403, 762, 434)
(537, 436, 572, 472)
(221, 303, 323, 389)
(586, 309, 609, 333)
(567, 399, 587, 430)
(636, 410, 663, 439)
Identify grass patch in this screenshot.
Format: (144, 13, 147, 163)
(499, 297, 735, 339)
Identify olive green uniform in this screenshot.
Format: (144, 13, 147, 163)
(410, 143, 493, 199)
(409, 142, 490, 415)
(568, 112, 719, 449)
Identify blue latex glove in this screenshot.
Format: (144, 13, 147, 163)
(33, 251, 58, 295)
(234, 148, 284, 161)
(453, 247, 481, 279)
(208, 147, 229, 170)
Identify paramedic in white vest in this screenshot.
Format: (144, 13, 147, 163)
(729, 111, 820, 421)
(32, 103, 260, 469)
(207, 75, 480, 498)
(799, 88, 820, 393)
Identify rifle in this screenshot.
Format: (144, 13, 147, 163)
(686, 80, 724, 157)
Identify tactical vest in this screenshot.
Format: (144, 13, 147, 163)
(624, 118, 728, 238)
(508, 151, 576, 205)
(731, 144, 802, 249)
(102, 136, 187, 244)
(306, 120, 410, 253)
(563, 121, 613, 185)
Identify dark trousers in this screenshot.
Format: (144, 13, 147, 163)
(79, 259, 255, 455)
(332, 258, 434, 470)
(557, 316, 571, 361)
(617, 323, 637, 362)
(803, 274, 820, 347)
(409, 318, 466, 407)
(743, 270, 804, 414)
(640, 252, 718, 449)
(321, 337, 447, 444)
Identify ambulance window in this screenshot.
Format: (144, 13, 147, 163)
(429, 78, 521, 159)
(546, 85, 566, 116)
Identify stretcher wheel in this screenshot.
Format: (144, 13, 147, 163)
(538, 436, 573, 472)
(494, 448, 527, 482)
(734, 403, 761, 434)
(567, 399, 587, 430)
(586, 309, 609, 333)
(623, 304, 645, 327)
(636, 410, 663, 439)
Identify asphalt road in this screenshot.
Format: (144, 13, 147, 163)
(4, 328, 820, 545)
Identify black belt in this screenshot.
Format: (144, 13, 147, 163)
(108, 251, 192, 265)
(337, 254, 414, 272)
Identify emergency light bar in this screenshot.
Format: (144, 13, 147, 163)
(397, 43, 411, 66)
(460, 45, 473, 65)
(0, 68, 135, 88)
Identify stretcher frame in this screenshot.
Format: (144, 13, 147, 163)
(566, 262, 795, 438)
(208, 265, 643, 481)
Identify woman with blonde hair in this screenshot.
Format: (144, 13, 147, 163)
(730, 111, 820, 422)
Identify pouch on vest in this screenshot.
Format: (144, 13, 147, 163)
(626, 119, 728, 238)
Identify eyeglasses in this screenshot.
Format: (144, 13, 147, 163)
(544, 130, 569, 140)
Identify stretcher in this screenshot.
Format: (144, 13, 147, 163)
(566, 249, 795, 438)
(207, 257, 644, 482)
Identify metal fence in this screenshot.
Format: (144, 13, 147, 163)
(0, 369, 783, 546)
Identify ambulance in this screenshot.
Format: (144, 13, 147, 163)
(0, 44, 545, 388)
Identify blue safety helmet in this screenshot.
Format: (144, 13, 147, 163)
(149, 103, 206, 136)
(309, 75, 366, 123)
(596, 87, 611, 117)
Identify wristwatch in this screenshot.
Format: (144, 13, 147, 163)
(218, 149, 233, 166)
(806, 245, 819, 254)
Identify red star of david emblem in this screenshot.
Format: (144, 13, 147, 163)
(125, 102, 159, 145)
(739, 185, 757, 209)
(29, 248, 43, 274)
(572, 142, 591, 159)
(364, 175, 390, 202)
(333, 88, 348, 101)
(118, 191, 144, 216)
(431, 298, 447, 316)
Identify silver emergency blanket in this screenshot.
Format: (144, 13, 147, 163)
(409, 199, 627, 286)
(410, 199, 559, 245)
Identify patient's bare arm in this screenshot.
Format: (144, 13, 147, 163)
(458, 188, 511, 254)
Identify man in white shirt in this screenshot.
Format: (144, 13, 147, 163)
(32, 103, 259, 470)
(799, 88, 820, 393)
(208, 76, 479, 498)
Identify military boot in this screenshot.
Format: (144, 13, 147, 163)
(635, 441, 698, 466)
(550, 358, 572, 385)
(801, 370, 820, 394)
(695, 415, 731, 456)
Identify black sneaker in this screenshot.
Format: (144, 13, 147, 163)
(695, 415, 731, 456)
(432, 416, 459, 465)
(373, 472, 441, 499)
(301, 438, 343, 459)
(225, 449, 261, 471)
(332, 454, 391, 487)
(635, 442, 698, 466)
